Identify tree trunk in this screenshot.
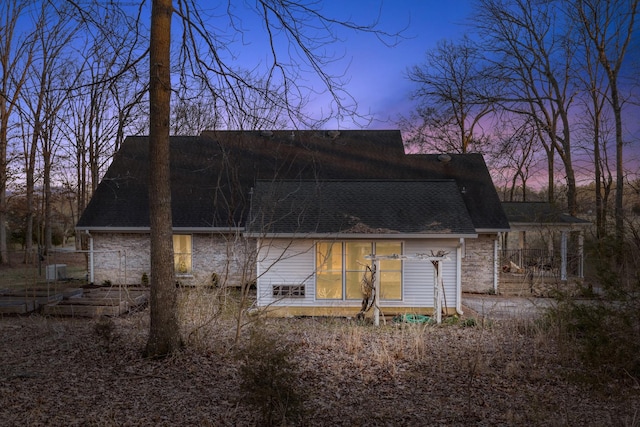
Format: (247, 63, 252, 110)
(612, 80, 624, 252)
(144, 0, 182, 358)
(0, 116, 8, 264)
(24, 121, 39, 263)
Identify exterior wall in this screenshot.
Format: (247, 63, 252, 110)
(256, 238, 460, 316)
(462, 234, 498, 293)
(91, 231, 497, 303)
(92, 233, 150, 285)
(90, 232, 256, 286)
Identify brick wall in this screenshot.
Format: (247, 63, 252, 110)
(462, 234, 498, 293)
(90, 232, 256, 286)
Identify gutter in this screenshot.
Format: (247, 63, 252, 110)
(493, 235, 499, 294)
(243, 232, 479, 239)
(85, 230, 94, 284)
(456, 238, 464, 316)
(75, 226, 243, 233)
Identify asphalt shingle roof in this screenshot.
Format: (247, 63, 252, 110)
(248, 180, 477, 235)
(77, 130, 510, 233)
(501, 202, 591, 225)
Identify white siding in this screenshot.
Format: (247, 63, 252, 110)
(402, 240, 458, 310)
(257, 239, 316, 306)
(256, 238, 459, 310)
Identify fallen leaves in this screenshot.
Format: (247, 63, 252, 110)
(0, 312, 638, 426)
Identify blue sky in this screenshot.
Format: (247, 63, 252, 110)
(192, 0, 475, 129)
(300, 1, 475, 129)
(324, 1, 474, 129)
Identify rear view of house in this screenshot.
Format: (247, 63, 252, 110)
(76, 130, 509, 316)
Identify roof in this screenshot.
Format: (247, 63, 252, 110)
(248, 180, 477, 236)
(77, 130, 509, 233)
(501, 202, 591, 226)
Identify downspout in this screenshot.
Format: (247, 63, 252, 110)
(85, 230, 94, 284)
(456, 238, 464, 316)
(493, 235, 499, 294)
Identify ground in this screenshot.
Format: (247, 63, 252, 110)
(1, 251, 638, 425)
(1, 296, 639, 426)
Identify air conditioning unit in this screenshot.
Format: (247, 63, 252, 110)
(46, 264, 67, 281)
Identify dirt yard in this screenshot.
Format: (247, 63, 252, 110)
(1, 294, 638, 426)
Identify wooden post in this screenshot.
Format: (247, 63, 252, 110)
(373, 259, 381, 326)
(561, 231, 567, 281)
(365, 253, 449, 327)
(578, 232, 584, 278)
(434, 260, 442, 324)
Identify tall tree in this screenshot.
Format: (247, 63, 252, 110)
(492, 115, 539, 202)
(405, 37, 494, 153)
(574, 0, 639, 250)
(19, 1, 76, 258)
(145, 0, 182, 357)
(574, 18, 612, 239)
(143, 0, 398, 356)
(474, 0, 579, 214)
(0, 0, 33, 263)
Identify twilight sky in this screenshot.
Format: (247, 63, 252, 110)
(291, 0, 475, 129)
(179, 0, 475, 130)
(327, 1, 474, 129)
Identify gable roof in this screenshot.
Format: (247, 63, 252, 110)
(76, 130, 509, 233)
(247, 180, 477, 237)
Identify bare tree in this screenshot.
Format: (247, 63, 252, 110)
(0, 0, 34, 263)
(491, 116, 539, 202)
(145, 0, 182, 357)
(143, 0, 400, 356)
(573, 25, 613, 239)
(44, 3, 149, 255)
(474, 0, 579, 215)
(574, 0, 639, 250)
(405, 37, 494, 154)
(17, 1, 77, 258)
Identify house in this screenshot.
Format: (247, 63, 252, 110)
(76, 130, 510, 317)
(499, 202, 591, 295)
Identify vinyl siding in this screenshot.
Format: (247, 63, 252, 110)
(256, 238, 459, 311)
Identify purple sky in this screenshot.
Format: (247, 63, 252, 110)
(209, 0, 474, 129)
(306, 1, 475, 129)
(330, 1, 474, 129)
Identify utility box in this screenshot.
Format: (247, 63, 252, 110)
(46, 264, 67, 281)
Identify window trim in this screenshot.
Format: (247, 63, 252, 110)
(315, 240, 403, 302)
(173, 234, 193, 276)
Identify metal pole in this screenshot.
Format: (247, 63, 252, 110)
(373, 260, 380, 326)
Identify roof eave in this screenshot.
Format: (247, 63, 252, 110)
(244, 232, 479, 239)
(75, 226, 243, 233)
(508, 222, 591, 229)
(475, 228, 511, 233)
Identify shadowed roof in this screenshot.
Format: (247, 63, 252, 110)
(248, 180, 477, 235)
(502, 202, 590, 225)
(76, 130, 509, 233)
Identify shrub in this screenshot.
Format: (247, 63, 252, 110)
(238, 326, 304, 426)
(547, 237, 640, 382)
(211, 272, 219, 288)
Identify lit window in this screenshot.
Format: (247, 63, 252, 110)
(316, 241, 342, 299)
(173, 234, 192, 275)
(316, 241, 402, 301)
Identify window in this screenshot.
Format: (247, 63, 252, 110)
(272, 285, 305, 298)
(316, 241, 402, 301)
(316, 242, 342, 299)
(173, 234, 192, 275)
